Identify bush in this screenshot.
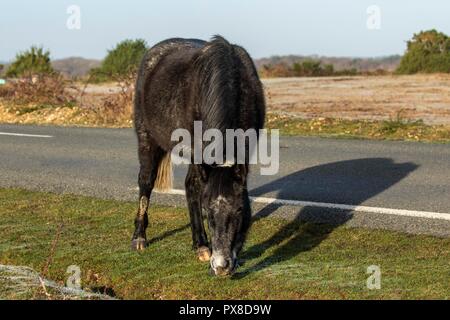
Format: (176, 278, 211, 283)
(89, 39, 147, 81)
(5, 46, 54, 78)
(97, 73, 134, 123)
(292, 60, 339, 77)
(293, 60, 322, 76)
(396, 30, 450, 74)
(259, 63, 293, 77)
(260, 60, 359, 78)
(0, 74, 76, 106)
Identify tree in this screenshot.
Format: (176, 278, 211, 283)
(6, 46, 54, 78)
(396, 30, 450, 74)
(90, 39, 147, 81)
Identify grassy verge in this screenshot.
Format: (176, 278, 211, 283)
(1, 98, 449, 142)
(0, 188, 449, 299)
(266, 113, 450, 143)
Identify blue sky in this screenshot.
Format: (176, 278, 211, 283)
(1, 0, 450, 61)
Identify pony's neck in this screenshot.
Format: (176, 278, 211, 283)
(195, 37, 240, 132)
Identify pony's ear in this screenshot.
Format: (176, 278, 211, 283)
(233, 164, 248, 184)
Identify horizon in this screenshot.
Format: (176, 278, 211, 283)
(0, 53, 405, 65)
(1, 1, 450, 62)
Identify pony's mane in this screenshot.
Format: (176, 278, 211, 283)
(194, 35, 240, 132)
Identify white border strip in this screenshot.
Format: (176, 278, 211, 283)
(156, 188, 450, 221)
(0, 132, 53, 138)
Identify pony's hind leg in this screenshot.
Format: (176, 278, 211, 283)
(131, 132, 165, 251)
(185, 165, 211, 262)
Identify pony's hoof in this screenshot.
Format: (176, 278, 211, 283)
(131, 238, 147, 251)
(196, 246, 211, 262)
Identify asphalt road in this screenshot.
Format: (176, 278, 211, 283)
(1, 124, 449, 236)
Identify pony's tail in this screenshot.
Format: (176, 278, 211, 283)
(154, 152, 173, 192)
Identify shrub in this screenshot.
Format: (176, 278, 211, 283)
(293, 60, 321, 76)
(89, 39, 147, 81)
(396, 30, 450, 74)
(98, 73, 134, 123)
(5, 46, 54, 78)
(259, 63, 293, 77)
(0, 73, 76, 106)
(259, 59, 364, 78)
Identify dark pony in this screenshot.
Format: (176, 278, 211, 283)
(132, 35, 265, 276)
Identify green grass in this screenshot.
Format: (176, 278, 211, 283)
(266, 113, 450, 143)
(0, 188, 449, 299)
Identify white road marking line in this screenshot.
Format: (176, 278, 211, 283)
(0, 132, 53, 138)
(152, 188, 450, 221)
(250, 196, 450, 221)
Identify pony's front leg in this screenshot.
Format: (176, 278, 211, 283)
(131, 136, 165, 251)
(185, 165, 211, 261)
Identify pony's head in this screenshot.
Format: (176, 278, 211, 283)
(200, 164, 251, 276)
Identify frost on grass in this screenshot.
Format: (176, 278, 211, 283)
(0, 264, 116, 300)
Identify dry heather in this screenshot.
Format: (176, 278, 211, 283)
(0, 73, 134, 127)
(0, 74, 76, 106)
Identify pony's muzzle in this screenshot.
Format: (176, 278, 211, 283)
(210, 253, 236, 276)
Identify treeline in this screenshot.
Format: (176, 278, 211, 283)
(258, 60, 388, 78)
(2, 29, 450, 80)
(259, 29, 450, 78)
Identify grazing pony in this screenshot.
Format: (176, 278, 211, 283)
(132, 36, 265, 276)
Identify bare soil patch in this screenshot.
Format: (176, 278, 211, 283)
(263, 74, 450, 125)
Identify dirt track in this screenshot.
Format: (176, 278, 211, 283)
(263, 74, 450, 125)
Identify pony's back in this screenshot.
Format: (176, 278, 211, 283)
(135, 36, 265, 141)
